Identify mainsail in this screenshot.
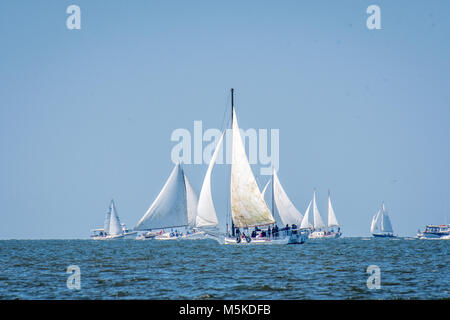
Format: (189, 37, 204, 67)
(196, 133, 224, 229)
(272, 169, 303, 226)
(327, 190, 339, 227)
(312, 190, 325, 229)
(230, 108, 275, 228)
(135, 163, 189, 230)
(109, 200, 122, 236)
(380, 203, 393, 233)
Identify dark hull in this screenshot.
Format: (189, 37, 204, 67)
(372, 233, 395, 238)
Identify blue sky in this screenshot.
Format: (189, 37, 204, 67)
(1, 1, 449, 238)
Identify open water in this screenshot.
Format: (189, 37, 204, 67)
(0, 238, 448, 299)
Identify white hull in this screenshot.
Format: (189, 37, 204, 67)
(224, 236, 289, 245)
(223, 232, 307, 245)
(308, 231, 342, 239)
(137, 230, 208, 241)
(92, 231, 137, 240)
(417, 233, 450, 240)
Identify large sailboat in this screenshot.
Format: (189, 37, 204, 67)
(91, 200, 137, 240)
(370, 202, 395, 238)
(134, 163, 205, 240)
(198, 89, 305, 245)
(300, 190, 341, 239)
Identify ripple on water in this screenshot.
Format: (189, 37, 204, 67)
(0, 239, 448, 299)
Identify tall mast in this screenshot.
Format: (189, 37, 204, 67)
(328, 189, 330, 228)
(230, 88, 235, 237)
(272, 168, 275, 225)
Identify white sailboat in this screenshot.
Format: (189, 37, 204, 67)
(134, 163, 205, 240)
(91, 200, 137, 240)
(370, 202, 395, 238)
(301, 189, 341, 239)
(198, 89, 304, 245)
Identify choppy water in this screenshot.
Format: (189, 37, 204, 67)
(0, 238, 448, 299)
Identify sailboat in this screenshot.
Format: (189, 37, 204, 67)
(134, 163, 205, 240)
(90, 200, 137, 240)
(370, 202, 395, 238)
(300, 189, 341, 239)
(197, 89, 304, 245)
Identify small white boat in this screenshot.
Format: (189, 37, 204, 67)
(91, 200, 137, 240)
(300, 190, 341, 239)
(416, 224, 450, 239)
(370, 202, 395, 238)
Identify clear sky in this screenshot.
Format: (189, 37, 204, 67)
(1, 1, 449, 238)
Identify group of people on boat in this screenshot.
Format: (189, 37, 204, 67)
(235, 223, 302, 240)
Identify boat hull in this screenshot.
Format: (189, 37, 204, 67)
(309, 231, 342, 239)
(223, 231, 307, 245)
(92, 231, 137, 240)
(372, 233, 395, 238)
(138, 231, 208, 241)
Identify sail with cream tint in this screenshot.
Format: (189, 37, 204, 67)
(230, 108, 275, 228)
(196, 133, 224, 229)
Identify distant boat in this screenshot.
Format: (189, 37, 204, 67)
(416, 224, 450, 239)
(301, 189, 341, 239)
(134, 163, 205, 240)
(91, 200, 137, 240)
(370, 202, 395, 238)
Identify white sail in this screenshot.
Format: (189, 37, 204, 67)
(135, 163, 188, 230)
(327, 191, 339, 227)
(230, 108, 275, 228)
(261, 180, 271, 198)
(370, 210, 381, 234)
(103, 203, 112, 235)
(196, 133, 224, 229)
(300, 200, 313, 229)
(184, 173, 199, 228)
(272, 169, 303, 226)
(312, 190, 325, 229)
(381, 203, 393, 233)
(109, 200, 122, 236)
